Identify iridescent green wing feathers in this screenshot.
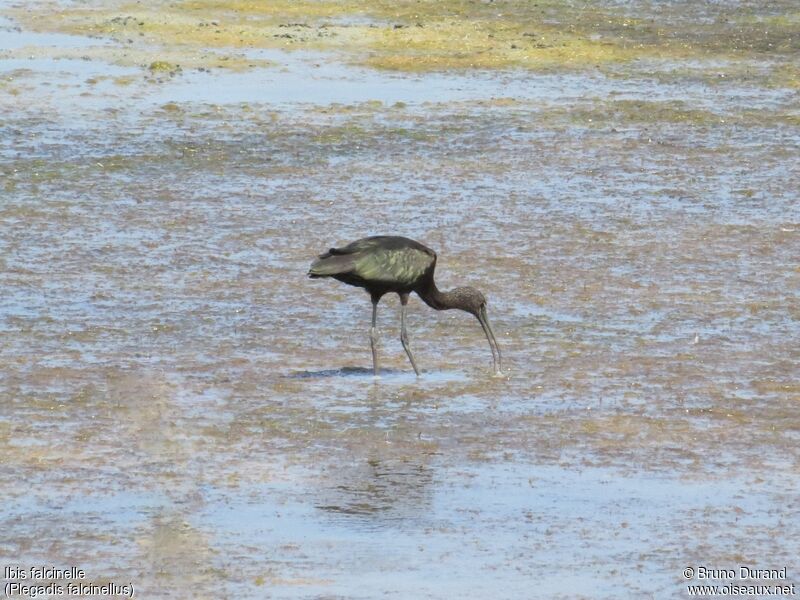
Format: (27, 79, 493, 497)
(351, 245, 434, 287)
(308, 236, 436, 289)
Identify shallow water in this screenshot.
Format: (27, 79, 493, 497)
(1, 1, 799, 598)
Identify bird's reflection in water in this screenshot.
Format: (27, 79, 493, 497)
(314, 384, 437, 525)
(315, 456, 435, 523)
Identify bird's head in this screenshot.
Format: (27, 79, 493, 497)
(448, 286, 486, 316)
(452, 287, 502, 376)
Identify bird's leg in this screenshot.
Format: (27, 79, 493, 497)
(399, 293, 421, 376)
(369, 296, 380, 376)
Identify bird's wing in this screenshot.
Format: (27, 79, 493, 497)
(309, 237, 384, 277)
(309, 236, 436, 285)
(351, 245, 435, 286)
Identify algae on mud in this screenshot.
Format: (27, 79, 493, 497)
(6, 0, 800, 78)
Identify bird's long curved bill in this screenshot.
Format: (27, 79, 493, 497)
(478, 305, 502, 375)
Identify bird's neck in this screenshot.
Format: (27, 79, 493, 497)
(418, 280, 465, 312)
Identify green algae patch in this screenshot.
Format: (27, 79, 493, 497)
(568, 100, 726, 127)
(8, 0, 798, 74)
(148, 60, 179, 73)
(360, 17, 647, 72)
(0, 42, 271, 78)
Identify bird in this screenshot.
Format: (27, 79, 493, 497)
(308, 235, 502, 376)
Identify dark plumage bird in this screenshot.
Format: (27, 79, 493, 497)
(308, 235, 502, 376)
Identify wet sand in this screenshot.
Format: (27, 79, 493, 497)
(1, 1, 799, 598)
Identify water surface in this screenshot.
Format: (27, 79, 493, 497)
(1, 1, 799, 598)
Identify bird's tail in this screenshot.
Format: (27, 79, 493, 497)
(308, 252, 356, 278)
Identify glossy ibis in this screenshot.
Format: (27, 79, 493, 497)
(308, 235, 502, 376)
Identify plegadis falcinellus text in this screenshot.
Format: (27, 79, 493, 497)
(308, 235, 502, 376)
